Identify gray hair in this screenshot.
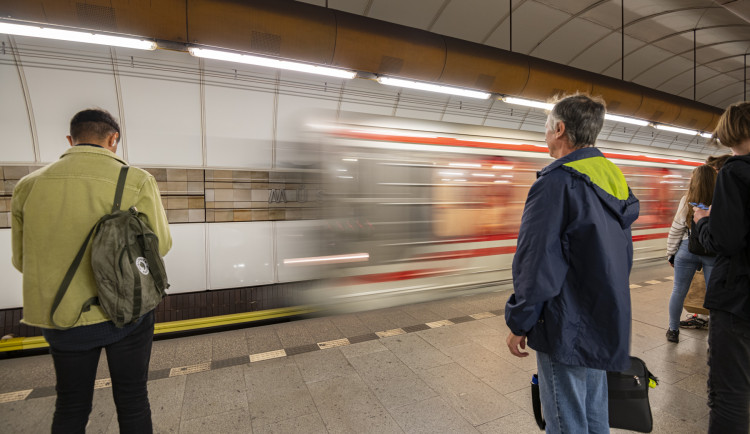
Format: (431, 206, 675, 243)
(547, 94, 606, 149)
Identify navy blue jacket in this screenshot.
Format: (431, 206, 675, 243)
(505, 147, 640, 371)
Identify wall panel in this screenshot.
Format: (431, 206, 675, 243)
(163, 223, 207, 294)
(203, 60, 276, 169)
(116, 48, 202, 167)
(208, 221, 274, 289)
(275, 220, 326, 283)
(0, 36, 35, 163)
(15, 37, 121, 163)
(0, 229, 23, 309)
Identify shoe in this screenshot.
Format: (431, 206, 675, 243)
(666, 329, 679, 343)
(680, 314, 708, 329)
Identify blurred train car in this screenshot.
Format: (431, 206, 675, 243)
(285, 113, 700, 312)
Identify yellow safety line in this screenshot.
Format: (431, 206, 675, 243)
(0, 306, 316, 353)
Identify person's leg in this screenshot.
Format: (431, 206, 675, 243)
(105, 311, 155, 434)
(668, 243, 699, 332)
(537, 351, 604, 434)
(48, 345, 101, 433)
(585, 367, 609, 434)
(708, 310, 750, 434)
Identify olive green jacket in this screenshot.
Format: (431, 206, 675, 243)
(11, 145, 172, 329)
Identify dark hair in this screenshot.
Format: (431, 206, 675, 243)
(710, 101, 750, 148)
(685, 165, 717, 225)
(69, 109, 121, 144)
(705, 154, 731, 171)
(548, 94, 606, 149)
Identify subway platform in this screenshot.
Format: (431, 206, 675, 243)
(0, 263, 711, 433)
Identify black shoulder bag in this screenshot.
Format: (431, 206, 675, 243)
(531, 356, 658, 433)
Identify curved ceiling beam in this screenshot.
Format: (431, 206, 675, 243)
(670, 57, 749, 97)
(528, 0, 611, 57)
(479, 0, 530, 46)
(631, 39, 750, 83)
(597, 25, 750, 75)
(567, 6, 725, 67)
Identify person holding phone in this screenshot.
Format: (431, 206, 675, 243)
(664, 165, 717, 342)
(692, 102, 750, 434)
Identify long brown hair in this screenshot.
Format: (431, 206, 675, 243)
(685, 165, 717, 225)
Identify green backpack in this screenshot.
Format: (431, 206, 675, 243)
(50, 166, 169, 329)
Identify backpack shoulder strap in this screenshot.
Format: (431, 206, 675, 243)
(112, 165, 129, 213)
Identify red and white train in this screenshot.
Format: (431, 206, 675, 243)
(287, 114, 701, 311)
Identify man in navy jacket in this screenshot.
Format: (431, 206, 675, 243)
(505, 94, 639, 433)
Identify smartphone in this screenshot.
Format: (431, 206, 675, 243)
(689, 202, 710, 210)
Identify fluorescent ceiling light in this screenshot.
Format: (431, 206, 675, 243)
(655, 124, 698, 136)
(492, 165, 514, 170)
(0, 21, 157, 50)
(604, 113, 650, 126)
(503, 97, 554, 110)
(699, 132, 713, 139)
(377, 76, 491, 99)
(189, 47, 356, 79)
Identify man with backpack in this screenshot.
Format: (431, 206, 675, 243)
(11, 109, 171, 433)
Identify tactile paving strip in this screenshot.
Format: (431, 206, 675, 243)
(1, 276, 674, 404)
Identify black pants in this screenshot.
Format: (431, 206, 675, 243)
(48, 312, 155, 434)
(708, 310, 750, 434)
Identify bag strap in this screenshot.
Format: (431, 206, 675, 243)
(531, 374, 546, 430)
(49, 165, 130, 329)
(112, 166, 129, 213)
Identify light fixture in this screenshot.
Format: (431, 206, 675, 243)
(604, 114, 650, 126)
(189, 47, 357, 79)
(699, 132, 713, 139)
(502, 97, 554, 110)
(377, 76, 491, 99)
(0, 21, 157, 50)
(655, 124, 698, 136)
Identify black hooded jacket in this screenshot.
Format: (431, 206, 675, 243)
(696, 154, 750, 319)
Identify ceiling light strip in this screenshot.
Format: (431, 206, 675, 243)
(0, 21, 156, 50)
(378, 76, 491, 99)
(655, 124, 698, 136)
(189, 47, 357, 79)
(604, 113, 650, 126)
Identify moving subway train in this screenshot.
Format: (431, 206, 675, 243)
(281, 113, 703, 312)
(0, 111, 706, 342)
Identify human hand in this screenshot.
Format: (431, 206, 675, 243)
(693, 205, 711, 223)
(506, 332, 529, 357)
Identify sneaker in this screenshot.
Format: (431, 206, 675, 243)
(680, 314, 708, 329)
(666, 329, 679, 343)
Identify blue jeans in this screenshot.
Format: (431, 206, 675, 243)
(668, 241, 716, 330)
(537, 351, 609, 434)
(46, 312, 155, 434)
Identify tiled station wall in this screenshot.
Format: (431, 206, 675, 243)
(0, 165, 322, 228)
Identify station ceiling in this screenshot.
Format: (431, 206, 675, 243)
(295, 0, 750, 110)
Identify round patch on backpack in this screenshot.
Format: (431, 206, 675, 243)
(136, 257, 150, 275)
